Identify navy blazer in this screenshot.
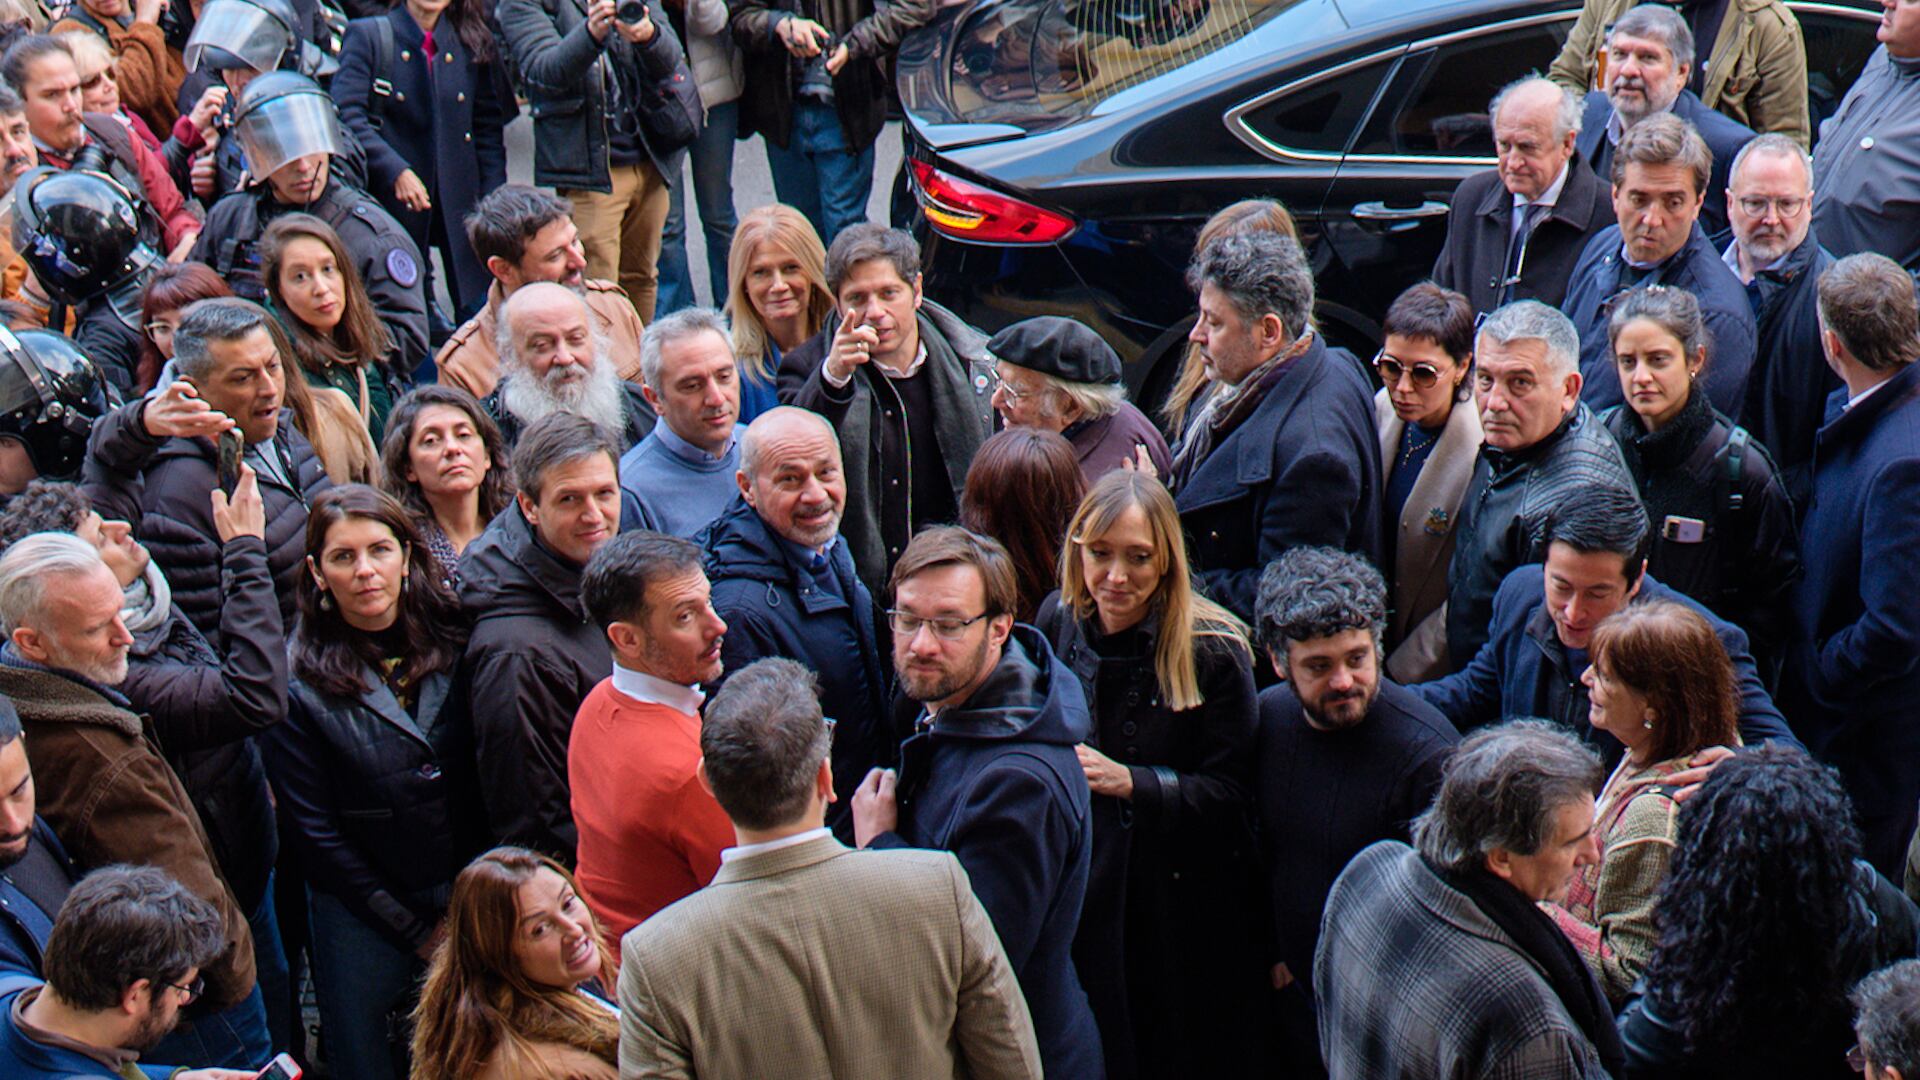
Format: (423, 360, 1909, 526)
(334, 7, 516, 306)
(1577, 89, 1756, 237)
(1564, 222, 1759, 422)
(1415, 563, 1797, 761)
(1175, 338, 1382, 623)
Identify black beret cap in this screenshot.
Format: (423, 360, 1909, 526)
(987, 316, 1122, 386)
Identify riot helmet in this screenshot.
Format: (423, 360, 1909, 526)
(0, 327, 107, 481)
(11, 167, 162, 307)
(231, 71, 346, 182)
(185, 0, 335, 79)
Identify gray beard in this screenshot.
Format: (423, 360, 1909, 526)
(500, 354, 627, 441)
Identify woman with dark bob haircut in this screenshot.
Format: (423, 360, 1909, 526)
(411, 847, 620, 1079)
(1544, 601, 1739, 1004)
(1616, 744, 1920, 1078)
(262, 485, 485, 1080)
(380, 384, 513, 582)
(960, 427, 1088, 622)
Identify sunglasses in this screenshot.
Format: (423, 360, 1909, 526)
(1374, 352, 1447, 390)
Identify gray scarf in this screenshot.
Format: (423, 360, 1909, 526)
(119, 559, 174, 636)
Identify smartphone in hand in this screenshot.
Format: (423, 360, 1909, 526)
(216, 429, 243, 495)
(255, 1053, 303, 1080)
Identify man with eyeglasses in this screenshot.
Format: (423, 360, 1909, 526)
(1433, 77, 1615, 316)
(568, 530, 733, 940)
(0, 864, 253, 1079)
(1561, 112, 1758, 420)
(1725, 133, 1838, 502)
(985, 315, 1171, 482)
(851, 525, 1102, 1080)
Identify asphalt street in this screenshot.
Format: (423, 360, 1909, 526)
(496, 112, 907, 310)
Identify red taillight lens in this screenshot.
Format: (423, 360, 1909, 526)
(908, 159, 1076, 244)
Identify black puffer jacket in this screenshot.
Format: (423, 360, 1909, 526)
(1446, 403, 1635, 670)
(263, 668, 486, 953)
(456, 505, 611, 862)
(120, 538, 287, 915)
(84, 399, 333, 639)
(1602, 392, 1802, 680)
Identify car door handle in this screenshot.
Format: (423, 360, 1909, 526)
(1351, 200, 1451, 221)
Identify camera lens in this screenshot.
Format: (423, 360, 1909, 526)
(616, 0, 645, 21)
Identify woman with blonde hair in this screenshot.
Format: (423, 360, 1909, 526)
(262, 213, 401, 443)
(1160, 198, 1299, 443)
(412, 846, 620, 1080)
(724, 204, 835, 421)
(1035, 468, 1265, 1076)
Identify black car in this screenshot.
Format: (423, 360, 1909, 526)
(897, 0, 1881, 409)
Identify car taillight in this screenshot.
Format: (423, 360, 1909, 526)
(908, 159, 1076, 244)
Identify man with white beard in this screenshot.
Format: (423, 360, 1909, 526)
(482, 282, 656, 453)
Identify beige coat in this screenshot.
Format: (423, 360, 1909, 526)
(437, 277, 645, 399)
(1375, 389, 1482, 683)
(617, 834, 1042, 1080)
(1548, 0, 1809, 145)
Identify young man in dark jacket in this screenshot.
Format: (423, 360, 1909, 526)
(497, 0, 697, 321)
(1785, 253, 1920, 877)
(730, 0, 932, 245)
(0, 701, 79, 981)
(700, 406, 889, 831)
(783, 225, 997, 597)
(852, 526, 1102, 1080)
(83, 300, 333, 640)
(458, 413, 623, 863)
(1422, 487, 1797, 758)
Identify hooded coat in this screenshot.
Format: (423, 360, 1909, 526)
(869, 625, 1104, 1080)
(698, 498, 890, 825)
(456, 504, 611, 862)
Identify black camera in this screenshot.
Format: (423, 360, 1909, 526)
(69, 141, 111, 173)
(616, 0, 647, 23)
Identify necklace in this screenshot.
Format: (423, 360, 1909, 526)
(1396, 423, 1441, 472)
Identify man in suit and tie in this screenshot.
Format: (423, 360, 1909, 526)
(1433, 77, 1615, 316)
(617, 657, 1043, 1079)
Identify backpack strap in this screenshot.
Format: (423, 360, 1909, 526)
(369, 17, 396, 130)
(1723, 426, 1748, 514)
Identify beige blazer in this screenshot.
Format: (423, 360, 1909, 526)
(617, 834, 1042, 1080)
(1375, 390, 1483, 683)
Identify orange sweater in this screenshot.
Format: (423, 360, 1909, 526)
(567, 678, 732, 941)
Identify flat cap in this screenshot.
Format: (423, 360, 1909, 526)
(987, 316, 1122, 386)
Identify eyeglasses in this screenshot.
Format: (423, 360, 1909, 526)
(1736, 195, 1807, 218)
(144, 322, 176, 343)
(165, 975, 204, 1004)
(988, 366, 1028, 402)
(823, 716, 837, 745)
(1374, 352, 1446, 390)
(1847, 1044, 1869, 1072)
(887, 609, 990, 640)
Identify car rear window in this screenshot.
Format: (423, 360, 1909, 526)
(942, 0, 1314, 132)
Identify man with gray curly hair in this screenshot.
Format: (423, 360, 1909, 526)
(1249, 545, 1460, 1071)
(1172, 231, 1382, 624)
(1317, 719, 1619, 1079)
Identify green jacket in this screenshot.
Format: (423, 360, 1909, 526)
(1548, 0, 1809, 146)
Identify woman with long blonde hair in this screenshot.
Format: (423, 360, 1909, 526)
(411, 847, 620, 1080)
(1035, 468, 1266, 1076)
(724, 204, 835, 421)
(1161, 198, 1300, 443)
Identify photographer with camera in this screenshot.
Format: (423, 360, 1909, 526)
(731, 0, 935, 247)
(498, 0, 699, 323)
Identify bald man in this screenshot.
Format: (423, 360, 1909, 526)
(699, 406, 890, 835)
(1433, 76, 1617, 314)
(482, 282, 656, 451)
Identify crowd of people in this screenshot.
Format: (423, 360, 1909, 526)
(0, 0, 1913, 1074)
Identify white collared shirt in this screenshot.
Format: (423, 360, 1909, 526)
(609, 662, 705, 715)
(821, 342, 930, 388)
(1846, 377, 1895, 413)
(1510, 162, 1572, 239)
(1721, 239, 1791, 285)
(720, 827, 831, 864)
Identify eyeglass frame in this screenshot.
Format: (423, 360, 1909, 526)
(164, 975, 204, 1004)
(1734, 194, 1808, 219)
(987, 364, 1031, 402)
(1373, 351, 1448, 390)
(1847, 1043, 1869, 1072)
(886, 608, 993, 641)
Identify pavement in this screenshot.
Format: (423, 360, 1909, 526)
(497, 112, 907, 310)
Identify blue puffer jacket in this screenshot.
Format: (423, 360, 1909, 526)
(1416, 563, 1798, 761)
(870, 625, 1104, 1080)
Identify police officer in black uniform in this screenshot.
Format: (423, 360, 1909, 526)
(178, 0, 366, 203)
(0, 325, 110, 506)
(12, 167, 163, 395)
(190, 71, 430, 378)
